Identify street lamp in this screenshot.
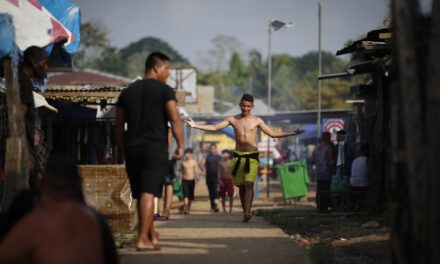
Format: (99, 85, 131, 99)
(266, 19, 294, 198)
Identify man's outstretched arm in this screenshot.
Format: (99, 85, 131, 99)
(184, 118, 230, 132)
(258, 118, 305, 138)
(166, 100, 184, 160)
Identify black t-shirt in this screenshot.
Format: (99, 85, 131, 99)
(205, 153, 221, 180)
(116, 79, 176, 154)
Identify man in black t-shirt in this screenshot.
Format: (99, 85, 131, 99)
(115, 52, 184, 251)
(200, 143, 221, 212)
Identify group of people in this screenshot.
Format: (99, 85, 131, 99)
(1, 50, 305, 258)
(182, 145, 234, 214)
(311, 130, 370, 212)
(115, 51, 305, 250)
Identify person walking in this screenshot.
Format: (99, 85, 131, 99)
(185, 94, 304, 222)
(180, 148, 199, 214)
(218, 149, 234, 214)
(199, 144, 221, 212)
(115, 51, 184, 251)
(311, 137, 334, 213)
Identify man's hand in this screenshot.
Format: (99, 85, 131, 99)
(294, 128, 305, 135)
(173, 148, 184, 160)
(183, 119, 195, 128)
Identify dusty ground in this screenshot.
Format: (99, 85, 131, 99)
(255, 181, 390, 264)
(114, 179, 389, 264)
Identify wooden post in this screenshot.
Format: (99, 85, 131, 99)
(1, 58, 29, 211)
(390, 0, 439, 262)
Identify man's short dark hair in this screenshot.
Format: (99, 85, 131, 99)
(240, 94, 254, 104)
(23, 46, 47, 66)
(144, 51, 170, 73)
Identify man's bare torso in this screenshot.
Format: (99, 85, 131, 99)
(182, 159, 197, 180)
(229, 114, 261, 152)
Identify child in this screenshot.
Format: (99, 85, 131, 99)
(180, 148, 199, 214)
(218, 150, 234, 214)
(185, 94, 304, 222)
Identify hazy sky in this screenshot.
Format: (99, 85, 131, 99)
(75, 0, 391, 68)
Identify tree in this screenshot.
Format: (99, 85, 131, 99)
(228, 52, 248, 96)
(94, 47, 128, 77)
(199, 35, 247, 73)
(119, 37, 190, 65)
(247, 49, 267, 99)
(74, 22, 110, 69)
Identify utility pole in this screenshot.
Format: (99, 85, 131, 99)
(317, 1, 323, 138)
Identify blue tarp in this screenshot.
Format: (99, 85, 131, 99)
(0, 0, 80, 61)
(208, 122, 235, 139)
(38, 0, 81, 55)
(0, 14, 17, 62)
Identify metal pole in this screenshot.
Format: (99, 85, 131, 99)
(266, 21, 272, 198)
(317, 1, 322, 138)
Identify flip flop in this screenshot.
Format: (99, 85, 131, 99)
(136, 245, 161, 251)
(154, 215, 170, 221)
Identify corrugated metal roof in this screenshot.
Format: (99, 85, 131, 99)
(47, 68, 132, 86)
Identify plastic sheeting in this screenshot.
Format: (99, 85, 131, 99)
(0, 14, 17, 61)
(0, 0, 80, 58)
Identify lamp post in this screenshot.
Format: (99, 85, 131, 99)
(266, 19, 294, 198)
(317, 1, 323, 138)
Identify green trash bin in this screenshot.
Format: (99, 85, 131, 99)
(275, 159, 310, 199)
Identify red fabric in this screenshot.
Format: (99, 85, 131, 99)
(219, 178, 234, 197)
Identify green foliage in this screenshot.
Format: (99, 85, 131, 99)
(75, 22, 110, 69)
(199, 49, 351, 112)
(247, 50, 267, 99)
(120, 37, 190, 63)
(296, 51, 347, 75)
(95, 47, 128, 77)
(76, 25, 192, 78)
(75, 27, 353, 111)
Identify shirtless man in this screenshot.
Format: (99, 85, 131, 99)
(0, 154, 112, 264)
(180, 148, 199, 214)
(185, 94, 304, 222)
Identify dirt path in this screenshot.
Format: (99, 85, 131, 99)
(118, 179, 311, 264)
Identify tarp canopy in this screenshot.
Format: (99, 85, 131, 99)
(207, 122, 235, 139)
(0, 0, 80, 65)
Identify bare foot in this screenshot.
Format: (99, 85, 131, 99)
(148, 230, 160, 245)
(136, 239, 157, 251)
(243, 214, 252, 222)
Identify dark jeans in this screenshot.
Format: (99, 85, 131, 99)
(206, 179, 219, 209)
(316, 179, 331, 212)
